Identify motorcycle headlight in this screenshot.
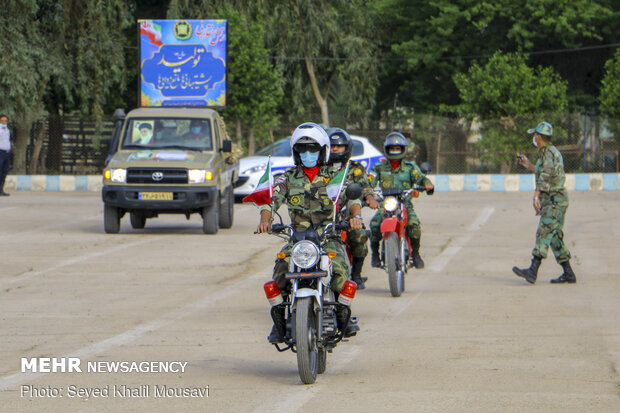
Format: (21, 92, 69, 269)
(291, 240, 320, 269)
(384, 196, 399, 212)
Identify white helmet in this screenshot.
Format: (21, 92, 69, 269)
(290, 122, 330, 165)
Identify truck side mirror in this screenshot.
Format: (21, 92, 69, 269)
(221, 140, 232, 153)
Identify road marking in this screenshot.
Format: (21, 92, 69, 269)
(428, 207, 494, 273)
(0, 264, 272, 391)
(1, 237, 162, 287)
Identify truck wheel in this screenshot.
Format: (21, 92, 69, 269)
(130, 212, 146, 229)
(104, 205, 120, 234)
(219, 186, 234, 229)
(202, 192, 219, 234)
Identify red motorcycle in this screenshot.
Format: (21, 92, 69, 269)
(377, 185, 429, 297)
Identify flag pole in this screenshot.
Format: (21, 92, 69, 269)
(332, 160, 351, 225)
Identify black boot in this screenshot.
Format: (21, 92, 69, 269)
(267, 305, 286, 344)
(512, 256, 542, 284)
(336, 306, 359, 337)
(410, 237, 425, 269)
(370, 240, 381, 268)
(550, 261, 577, 284)
(351, 257, 365, 289)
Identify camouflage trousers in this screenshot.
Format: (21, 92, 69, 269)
(369, 204, 421, 244)
(532, 191, 571, 263)
(346, 228, 368, 259)
(273, 239, 350, 294)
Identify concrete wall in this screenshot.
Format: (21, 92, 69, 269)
(3, 173, 620, 192)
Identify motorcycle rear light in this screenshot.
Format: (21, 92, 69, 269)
(263, 281, 283, 306)
(411, 190, 420, 198)
(341, 231, 347, 242)
(327, 251, 337, 259)
(277, 252, 287, 259)
(338, 280, 357, 306)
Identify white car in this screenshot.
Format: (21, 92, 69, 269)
(234, 135, 384, 201)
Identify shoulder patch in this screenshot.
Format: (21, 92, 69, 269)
(353, 167, 363, 176)
(290, 195, 301, 205)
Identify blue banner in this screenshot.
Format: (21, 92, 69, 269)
(139, 20, 227, 107)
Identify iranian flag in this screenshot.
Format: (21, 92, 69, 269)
(140, 20, 163, 47)
(242, 159, 273, 206)
(326, 161, 350, 205)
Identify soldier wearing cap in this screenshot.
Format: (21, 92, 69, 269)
(512, 121, 577, 284)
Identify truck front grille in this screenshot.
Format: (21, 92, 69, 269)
(126, 168, 188, 184)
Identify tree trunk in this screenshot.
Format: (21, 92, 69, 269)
(248, 129, 256, 155)
(30, 121, 46, 174)
(305, 57, 329, 126)
(11, 111, 35, 174)
(235, 118, 242, 142)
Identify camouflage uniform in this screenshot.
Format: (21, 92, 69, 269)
(338, 160, 373, 259)
(532, 145, 571, 263)
(369, 160, 431, 244)
(260, 164, 357, 294)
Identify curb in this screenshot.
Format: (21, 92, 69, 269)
(3, 173, 620, 192)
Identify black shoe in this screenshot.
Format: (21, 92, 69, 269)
(411, 252, 425, 269)
(343, 323, 360, 337)
(411, 237, 425, 269)
(352, 276, 365, 290)
(512, 256, 542, 284)
(351, 257, 366, 289)
(267, 325, 284, 343)
(0, 192, 9, 196)
(551, 261, 576, 284)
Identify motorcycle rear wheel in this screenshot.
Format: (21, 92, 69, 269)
(317, 348, 327, 374)
(385, 232, 403, 297)
(296, 297, 318, 384)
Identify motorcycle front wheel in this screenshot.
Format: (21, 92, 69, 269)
(296, 297, 319, 384)
(385, 232, 403, 297)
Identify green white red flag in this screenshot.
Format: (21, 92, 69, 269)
(140, 21, 163, 46)
(242, 158, 273, 206)
(326, 161, 350, 204)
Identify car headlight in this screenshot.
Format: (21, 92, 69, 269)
(104, 168, 126, 183)
(291, 240, 320, 269)
(188, 169, 213, 183)
(384, 196, 399, 212)
(242, 164, 267, 175)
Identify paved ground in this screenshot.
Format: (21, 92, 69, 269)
(0, 191, 619, 412)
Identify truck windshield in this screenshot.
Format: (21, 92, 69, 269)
(121, 118, 213, 151)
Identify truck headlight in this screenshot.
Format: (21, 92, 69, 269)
(384, 196, 398, 212)
(188, 169, 213, 183)
(104, 168, 126, 183)
(291, 240, 320, 269)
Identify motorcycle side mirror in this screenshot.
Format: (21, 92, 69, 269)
(420, 162, 432, 174)
(344, 183, 362, 200)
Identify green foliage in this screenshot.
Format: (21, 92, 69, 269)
(600, 49, 620, 141)
(370, 0, 617, 112)
(451, 52, 567, 169)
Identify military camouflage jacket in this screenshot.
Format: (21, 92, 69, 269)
(332, 160, 374, 202)
(535, 145, 566, 193)
(260, 164, 359, 232)
(369, 159, 431, 190)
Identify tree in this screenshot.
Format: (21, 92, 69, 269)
(0, 0, 133, 173)
(452, 52, 567, 172)
(599, 49, 620, 142)
(265, 0, 378, 127)
(370, 0, 616, 113)
(167, 1, 284, 154)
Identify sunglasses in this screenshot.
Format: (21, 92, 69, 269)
(294, 143, 322, 153)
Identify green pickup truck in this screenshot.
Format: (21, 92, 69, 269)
(102, 107, 238, 234)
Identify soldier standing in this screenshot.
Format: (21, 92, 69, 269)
(512, 121, 577, 284)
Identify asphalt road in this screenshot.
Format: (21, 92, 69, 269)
(1, 191, 619, 412)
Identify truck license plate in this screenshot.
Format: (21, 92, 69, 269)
(139, 192, 173, 200)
